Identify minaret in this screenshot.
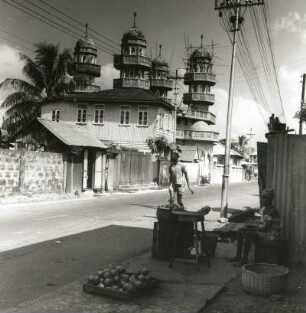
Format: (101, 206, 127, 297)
(183, 35, 216, 113)
(150, 45, 173, 101)
(113, 12, 151, 90)
(72, 24, 101, 93)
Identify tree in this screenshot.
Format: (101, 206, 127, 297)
(237, 135, 249, 155)
(219, 135, 249, 155)
(294, 106, 306, 123)
(0, 42, 73, 137)
(147, 136, 170, 157)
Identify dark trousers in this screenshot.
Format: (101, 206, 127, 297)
(236, 229, 259, 262)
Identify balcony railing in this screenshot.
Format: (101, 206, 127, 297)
(70, 84, 100, 93)
(183, 92, 215, 105)
(176, 129, 219, 142)
(114, 55, 151, 69)
(150, 79, 173, 89)
(184, 72, 216, 85)
(113, 78, 150, 90)
(73, 63, 101, 77)
(177, 110, 216, 125)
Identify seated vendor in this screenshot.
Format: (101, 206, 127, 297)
(229, 188, 281, 266)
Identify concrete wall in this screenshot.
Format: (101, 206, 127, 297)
(210, 165, 243, 184)
(158, 159, 200, 187)
(0, 149, 64, 196)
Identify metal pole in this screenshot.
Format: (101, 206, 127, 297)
(173, 69, 178, 143)
(299, 74, 306, 135)
(219, 2, 241, 222)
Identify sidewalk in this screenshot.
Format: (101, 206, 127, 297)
(1, 217, 304, 313)
(1, 239, 241, 313)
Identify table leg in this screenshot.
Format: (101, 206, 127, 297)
(194, 221, 200, 272)
(169, 222, 180, 268)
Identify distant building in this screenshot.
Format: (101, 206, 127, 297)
(15, 16, 174, 194)
(150, 45, 173, 102)
(211, 142, 244, 183)
(176, 37, 219, 181)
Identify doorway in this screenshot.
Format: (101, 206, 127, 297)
(83, 148, 95, 190)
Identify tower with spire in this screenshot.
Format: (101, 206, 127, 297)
(183, 35, 216, 115)
(150, 45, 173, 101)
(113, 12, 151, 90)
(176, 35, 219, 177)
(71, 24, 101, 93)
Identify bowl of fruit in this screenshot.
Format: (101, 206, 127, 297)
(83, 265, 159, 300)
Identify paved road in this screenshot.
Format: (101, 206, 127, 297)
(0, 181, 259, 253)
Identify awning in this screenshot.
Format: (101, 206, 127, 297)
(38, 118, 108, 149)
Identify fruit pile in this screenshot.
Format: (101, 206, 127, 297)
(86, 265, 152, 293)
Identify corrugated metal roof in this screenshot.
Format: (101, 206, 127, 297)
(64, 88, 174, 109)
(38, 118, 107, 149)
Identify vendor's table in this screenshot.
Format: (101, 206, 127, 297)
(169, 211, 209, 272)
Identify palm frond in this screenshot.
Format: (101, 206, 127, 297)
(54, 48, 73, 83)
(4, 99, 40, 116)
(20, 54, 45, 90)
(0, 79, 42, 97)
(0, 91, 37, 109)
(2, 103, 40, 137)
(35, 43, 59, 93)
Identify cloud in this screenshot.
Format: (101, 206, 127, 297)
(0, 44, 24, 84)
(213, 87, 268, 143)
(278, 65, 302, 133)
(0, 44, 25, 125)
(96, 63, 119, 90)
(273, 11, 306, 43)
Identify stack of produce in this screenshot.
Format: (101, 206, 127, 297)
(86, 265, 153, 293)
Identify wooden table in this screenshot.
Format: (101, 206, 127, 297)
(169, 211, 210, 272)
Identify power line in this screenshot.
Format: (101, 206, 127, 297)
(0, 33, 33, 52)
(0, 27, 34, 47)
(12, 0, 117, 54)
(23, 0, 120, 53)
(1, 0, 117, 56)
(39, 0, 120, 47)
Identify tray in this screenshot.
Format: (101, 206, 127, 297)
(83, 277, 159, 301)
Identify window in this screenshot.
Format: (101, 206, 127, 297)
(159, 113, 164, 129)
(120, 106, 130, 125)
(164, 114, 169, 130)
(77, 108, 87, 123)
(94, 106, 104, 124)
(52, 110, 60, 122)
(167, 115, 172, 131)
(138, 106, 148, 126)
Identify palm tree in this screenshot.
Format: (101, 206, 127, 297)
(0, 42, 73, 137)
(237, 135, 249, 155)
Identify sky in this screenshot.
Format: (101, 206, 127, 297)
(0, 0, 306, 146)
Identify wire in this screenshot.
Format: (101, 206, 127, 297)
(23, 0, 120, 53)
(0, 33, 33, 52)
(1, 0, 117, 56)
(38, 0, 119, 47)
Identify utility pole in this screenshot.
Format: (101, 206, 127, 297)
(215, 0, 264, 222)
(246, 128, 255, 180)
(173, 69, 179, 143)
(299, 74, 306, 135)
(170, 69, 184, 143)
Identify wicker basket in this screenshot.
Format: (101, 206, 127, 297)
(242, 263, 289, 296)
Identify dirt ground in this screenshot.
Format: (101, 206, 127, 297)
(202, 262, 306, 313)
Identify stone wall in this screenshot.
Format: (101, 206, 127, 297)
(0, 149, 21, 195)
(0, 149, 64, 196)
